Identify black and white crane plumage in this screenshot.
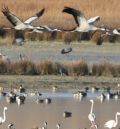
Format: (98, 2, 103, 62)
(104, 28, 120, 36)
(62, 7, 102, 33)
(61, 47, 72, 54)
(2, 6, 45, 30)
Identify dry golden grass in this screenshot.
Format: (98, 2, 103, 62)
(0, 59, 88, 76)
(34, 60, 57, 75)
(10, 60, 35, 75)
(92, 61, 120, 77)
(0, 0, 120, 29)
(62, 59, 88, 76)
(0, 59, 119, 77)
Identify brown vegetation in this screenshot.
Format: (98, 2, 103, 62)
(1, 28, 120, 45)
(0, 59, 120, 77)
(0, 0, 120, 28)
(92, 61, 120, 77)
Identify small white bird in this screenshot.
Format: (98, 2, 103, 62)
(104, 112, 120, 129)
(0, 107, 8, 124)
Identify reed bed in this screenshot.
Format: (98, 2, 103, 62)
(0, 59, 120, 77)
(92, 61, 120, 77)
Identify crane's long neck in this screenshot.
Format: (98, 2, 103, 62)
(44, 123, 47, 129)
(115, 113, 119, 126)
(2, 109, 6, 123)
(90, 101, 93, 114)
(57, 125, 60, 129)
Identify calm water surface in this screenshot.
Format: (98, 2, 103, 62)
(0, 89, 120, 129)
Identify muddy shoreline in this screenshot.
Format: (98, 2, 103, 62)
(0, 75, 119, 89)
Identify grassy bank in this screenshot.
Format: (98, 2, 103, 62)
(0, 75, 119, 89)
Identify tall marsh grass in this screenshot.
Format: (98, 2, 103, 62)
(0, 59, 120, 77)
(92, 61, 120, 77)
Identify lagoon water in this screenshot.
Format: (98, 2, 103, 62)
(0, 89, 120, 129)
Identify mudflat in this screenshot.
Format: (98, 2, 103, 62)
(0, 75, 120, 89)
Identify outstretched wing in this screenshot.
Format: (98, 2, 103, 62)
(62, 7, 85, 26)
(24, 8, 45, 24)
(87, 16, 100, 25)
(2, 6, 22, 26)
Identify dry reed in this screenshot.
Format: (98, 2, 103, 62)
(0, 59, 119, 77)
(0, 0, 120, 28)
(63, 60, 88, 76)
(92, 61, 120, 77)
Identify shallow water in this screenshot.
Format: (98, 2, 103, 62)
(1, 43, 120, 64)
(0, 89, 120, 129)
(4, 51, 120, 64)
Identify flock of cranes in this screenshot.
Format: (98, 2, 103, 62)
(1, 6, 120, 44)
